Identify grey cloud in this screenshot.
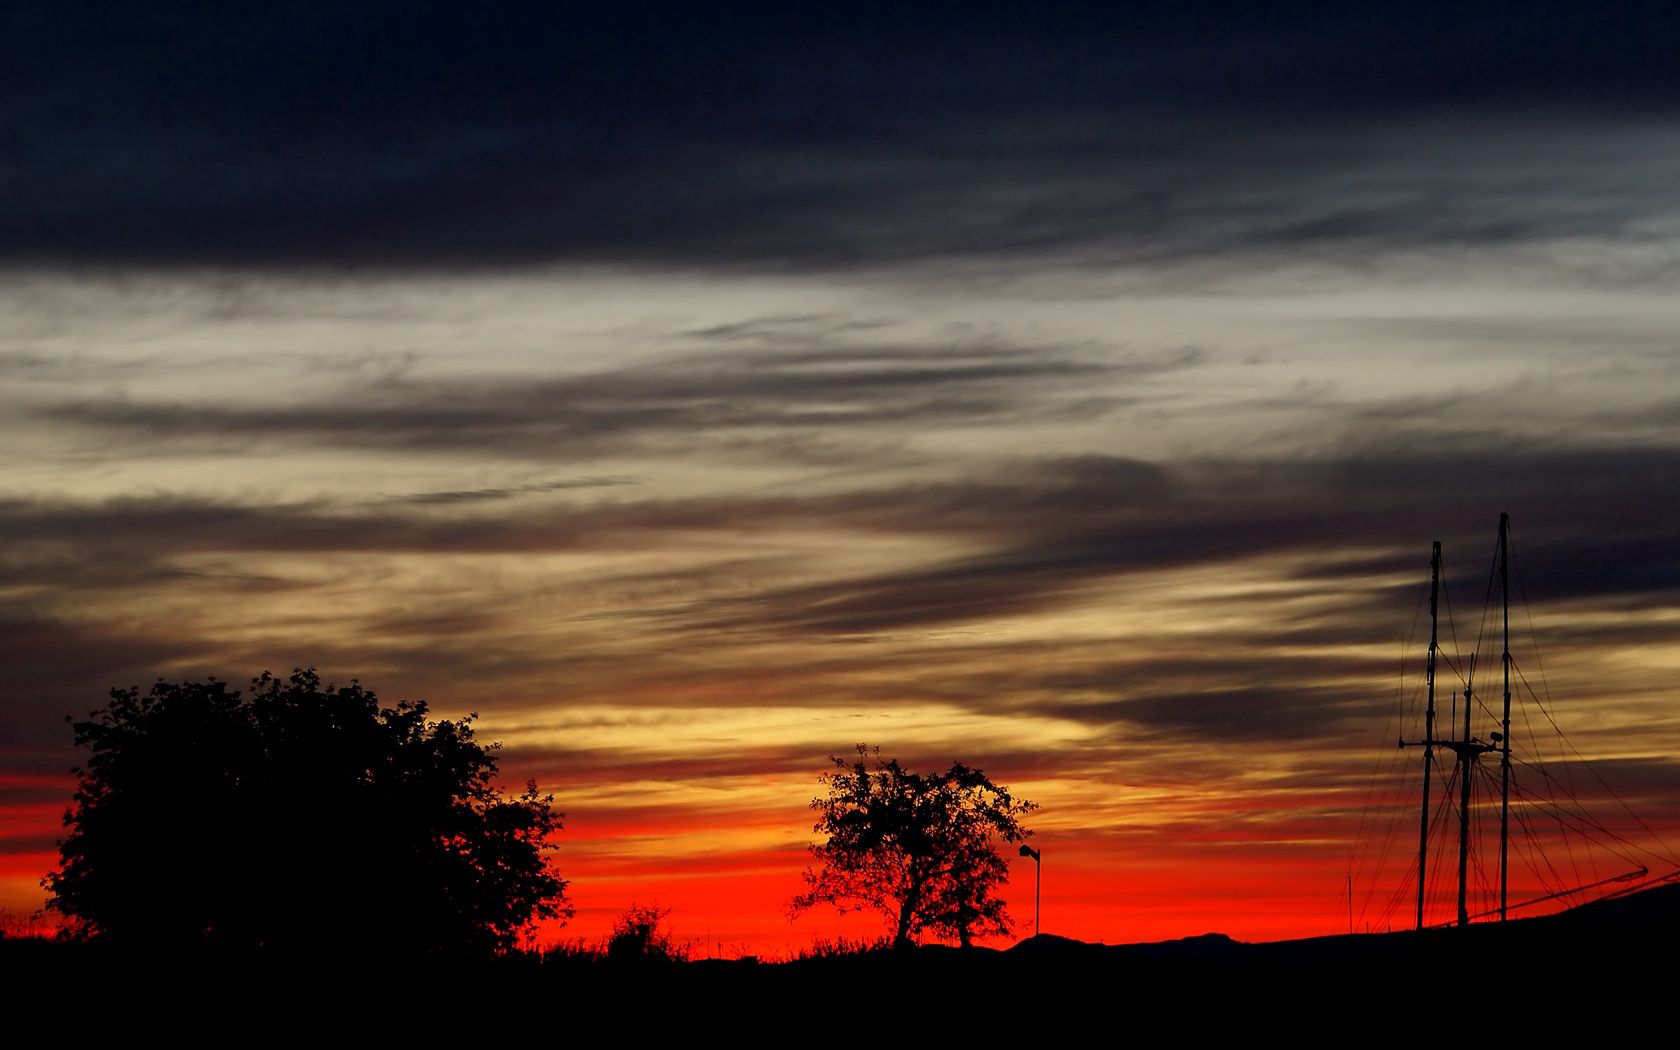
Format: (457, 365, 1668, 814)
(36, 341, 1190, 460)
(0, 349, 160, 384)
(1506, 756, 1680, 806)
(1054, 685, 1375, 743)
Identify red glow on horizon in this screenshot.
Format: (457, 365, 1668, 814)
(5, 760, 1675, 953)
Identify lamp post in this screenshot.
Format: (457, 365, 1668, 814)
(1018, 844, 1041, 938)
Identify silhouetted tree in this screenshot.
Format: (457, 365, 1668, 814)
(44, 669, 570, 957)
(790, 745, 1036, 948)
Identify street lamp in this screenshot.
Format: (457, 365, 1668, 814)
(1018, 844, 1041, 938)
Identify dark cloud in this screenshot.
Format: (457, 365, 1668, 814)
(1506, 756, 1680, 806)
(679, 449, 1680, 638)
(5, 5, 1678, 271)
(0, 613, 210, 764)
(515, 744, 838, 790)
(1057, 685, 1377, 742)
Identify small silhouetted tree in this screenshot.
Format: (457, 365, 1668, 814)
(43, 669, 571, 957)
(790, 745, 1036, 949)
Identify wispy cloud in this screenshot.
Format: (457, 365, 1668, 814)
(384, 475, 640, 505)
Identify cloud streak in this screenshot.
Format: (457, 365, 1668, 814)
(33, 341, 1181, 461)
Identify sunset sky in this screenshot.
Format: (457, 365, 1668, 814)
(6, 5, 1680, 952)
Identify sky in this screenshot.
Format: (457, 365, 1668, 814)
(6, 3, 1680, 951)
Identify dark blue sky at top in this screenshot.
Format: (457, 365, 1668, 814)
(5, 2, 1678, 267)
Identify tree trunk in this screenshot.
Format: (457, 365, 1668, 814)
(894, 905, 914, 949)
(894, 879, 920, 949)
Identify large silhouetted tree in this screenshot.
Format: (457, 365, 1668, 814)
(44, 669, 570, 957)
(790, 745, 1036, 948)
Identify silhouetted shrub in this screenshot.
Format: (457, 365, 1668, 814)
(606, 903, 688, 963)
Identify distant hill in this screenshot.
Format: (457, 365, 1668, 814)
(1011, 879, 1680, 966)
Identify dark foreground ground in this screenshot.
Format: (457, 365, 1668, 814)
(7, 883, 1676, 1029)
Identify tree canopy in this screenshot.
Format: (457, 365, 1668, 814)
(44, 669, 570, 957)
(790, 745, 1036, 948)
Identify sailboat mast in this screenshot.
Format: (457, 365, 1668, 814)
(1458, 675, 1473, 927)
(1381, 513, 1647, 931)
(1499, 512, 1512, 922)
(1415, 541, 1441, 931)
(1396, 526, 1501, 929)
